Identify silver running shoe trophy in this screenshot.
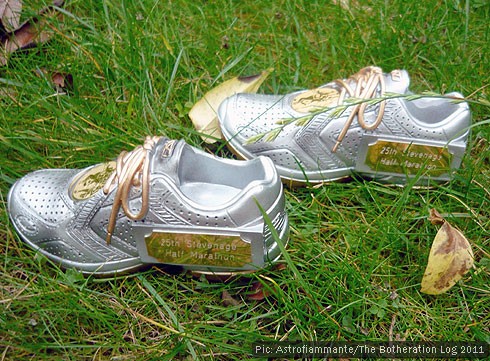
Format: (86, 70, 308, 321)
(218, 66, 471, 185)
(8, 137, 289, 276)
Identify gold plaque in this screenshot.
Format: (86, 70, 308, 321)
(291, 87, 339, 113)
(145, 232, 252, 268)
(364, 141, 452, 176)
(70, 162, 116, 200)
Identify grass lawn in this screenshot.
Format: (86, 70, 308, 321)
(1, 0, 489, 359)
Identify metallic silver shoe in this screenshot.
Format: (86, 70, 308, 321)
(218, 66, 471, 185)
(8, 136, 288, 276)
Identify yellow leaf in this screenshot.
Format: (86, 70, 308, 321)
(189, 69, 273, 143)
(420, 209, 474, 295)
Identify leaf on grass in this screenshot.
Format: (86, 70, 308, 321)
(0, 1, 64, 66)
(0, 0, 23, 33)
(36, 67, 73, 93)
(246, 281, 269, 301)
(222, 290, 241, 306)
(420, 209, 474, 295)
(332, 0, 372, 12)
(189, 68, 273, 143)
(51, 71, 72, 92)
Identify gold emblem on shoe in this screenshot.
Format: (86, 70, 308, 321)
(145, 232, 252, 268)
(291, 87, 339, 113)
(70, 162, 116, 200)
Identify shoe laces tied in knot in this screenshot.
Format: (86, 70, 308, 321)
(103, 136, 162, 244)
(332, 66, 386, 152)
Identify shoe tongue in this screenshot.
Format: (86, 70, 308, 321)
(384, 69, 410, 94)
(150, 138, 185, 182)
(290, 68, 411, 113)
(343, 67, 410, 95)
(69, 138, 184, 201)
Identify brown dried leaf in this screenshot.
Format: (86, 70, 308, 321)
(36, 68, 73, 93)
(246, 281, 270, 301)
(221, 290, 241, 306)
(428, 208, 445, 225)
(0, 0, 23, 32)
(0, 2, 63, 66)
(420, 209, 474, 295)
(51, 71, 73, 92)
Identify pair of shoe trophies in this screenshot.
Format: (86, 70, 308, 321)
(8, 66, 471, 276)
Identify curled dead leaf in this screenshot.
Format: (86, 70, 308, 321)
(420, 209, 474, 295)
(189, 68, 273, 143)
(0, 1, 64, 66)
(51, 71, 73, 93)
(0, 0, 23, 33)
(36, 68, 73, 93)
(246, 281, 271, 301)
(221, 290, 241, 307)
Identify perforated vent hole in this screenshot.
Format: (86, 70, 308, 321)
(266, 151, 301, 168)
(44, 241, 84, 261)
(17, 171, 71, 224)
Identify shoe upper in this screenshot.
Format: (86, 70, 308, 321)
(218, 67, 471, 184)
(8, 137, 287, 275)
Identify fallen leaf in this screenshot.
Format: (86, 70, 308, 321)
(0, 1, 63, 66)
(331, 0, 372, 12)
(0, 0, 23, 33)
(51, 71, 73, 92)
(189, 68, 273, 143)
(221, 290, 241, 306)
(420, 209, 474, 295)
(246, 281, 269, 301)
(36, 68, 73, 93)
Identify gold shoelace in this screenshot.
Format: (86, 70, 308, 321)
(332, 66, 386, 152)
(103, 136, 162, 244)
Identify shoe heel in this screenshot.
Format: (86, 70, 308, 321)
(133, 209, 289, 275)
(354, 134, 467, 184)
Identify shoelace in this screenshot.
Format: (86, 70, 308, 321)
(103, 136, 162, 244)
(332, 66, 386, 152)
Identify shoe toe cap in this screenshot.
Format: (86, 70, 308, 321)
(8, 170, 142, 272)
(8, 169, 75, 227)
